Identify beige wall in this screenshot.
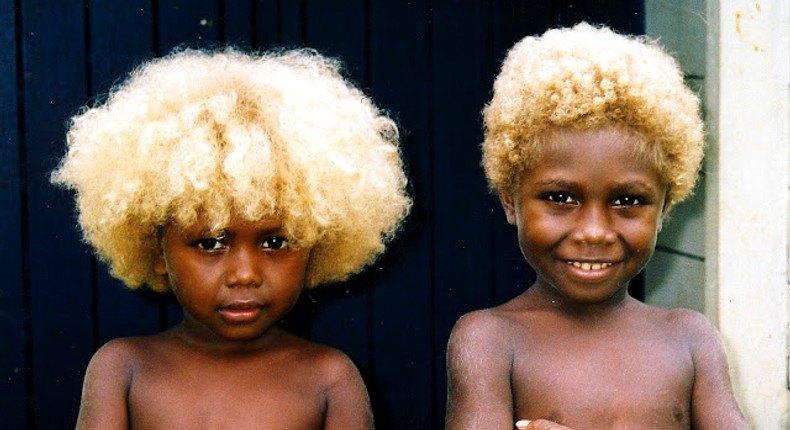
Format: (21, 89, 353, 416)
(645, 0, 790, 428)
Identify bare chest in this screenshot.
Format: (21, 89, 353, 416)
(511, 329, 694, 429)
(127, 356, 326, 430)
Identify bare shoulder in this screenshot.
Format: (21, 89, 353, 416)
(280, 334, 374, 430)
(445, 303, 531, 429)
(85, 332, 190, 384)
(659, 306, 712, 325)
(90, 337, 135, 364)
(651, 309, 749, 428)
(448, 293, 549, 366)
(450, 308, 510, 342)
(282, 332, 353, 362)
(77, 335, 168, 429)
(95, 331, 180, 361)
(664, 308, 731, 364)
(277, 332, 363, 386)
(447, 303, 529, 378)
(450, 301, 529, 346)
(651, 306, 721, 345)
(86, 336, 148, 377)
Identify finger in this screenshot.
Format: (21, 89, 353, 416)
(515, 419, 531, 429)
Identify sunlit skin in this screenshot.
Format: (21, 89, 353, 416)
(76, 217, 374, 430)
(157, 217, 310, 346)
(446, 127, 747, 430)
(504, 127, 665, 312)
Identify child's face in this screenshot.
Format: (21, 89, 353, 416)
(155, 216, 310, 342)
(500, 127, 666, 305)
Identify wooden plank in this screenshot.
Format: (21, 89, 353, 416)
(303, 0, 366, 82)
(557, 0, 645, 34)
(157, 0, 222, 53)
(0, 0, 28, 427)
(367, 1, 434, 428)
(20, 0, 94, 426)
(277, 0, 304, 47)
(251, 0, 279, 49)
(223, 0, 253, 48)
(87, 0, 164, 346)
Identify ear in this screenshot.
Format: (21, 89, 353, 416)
(498, 191, 518, 225)
(661, 190, 671, 214)
(658, 191, 671, 232)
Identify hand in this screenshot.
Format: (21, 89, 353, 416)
(516, 419, 575, 429)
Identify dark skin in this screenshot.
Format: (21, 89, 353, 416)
(77, 217, 373, 430)
(445, 127, 747, 430)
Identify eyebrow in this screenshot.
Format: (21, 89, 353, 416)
(176, 226, 222, 239)
(532, 178, 660, 194)
(533, 179, 576, 188)
(611, 180, 661, 194)
(530, 179, 583, 192)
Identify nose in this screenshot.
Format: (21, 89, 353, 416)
(225, 245, 263, 287)
(571, 203, 616, 245)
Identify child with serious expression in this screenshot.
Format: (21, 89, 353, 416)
(445, 24, 748, 429)
(156, 218, 310, 345)
(52, 48, 410, 430)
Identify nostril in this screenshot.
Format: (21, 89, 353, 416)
(225, 250, 263, 287)
(573, 206, 615, 244)
(227, 277, 262, 288)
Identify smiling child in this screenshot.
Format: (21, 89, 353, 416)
(52, 48, 410, 430)
(445, 23, 748, 430)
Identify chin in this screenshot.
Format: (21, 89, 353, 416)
(554, 284, 626, 306)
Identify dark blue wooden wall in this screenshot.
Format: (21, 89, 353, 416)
(1, 1, 643, 428)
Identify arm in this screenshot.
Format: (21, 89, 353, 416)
(322, 351, 374, 430)
(685, 312, 748, 429)
(445, 311, 515, 430)
(75, 339, 133, 430)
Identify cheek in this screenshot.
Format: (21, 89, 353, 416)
(264, 252, 311, 291)
(622, 218, 661, 254)
(164, 257, 219, 296)
(518, 211, 563, 247)
(280, 254, 311, 285)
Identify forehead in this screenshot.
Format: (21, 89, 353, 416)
(524, 127, 663, 187)
(168, 214, 285, 235)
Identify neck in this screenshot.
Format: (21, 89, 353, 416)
(168, 320, 285, 356)
(530, 281, 634, 320)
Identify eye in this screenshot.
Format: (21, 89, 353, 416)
(262, 236, 289, 250)
(613, 195, 643, 206)
(195, 235, 226, 251)
(543, 192, 576, 204)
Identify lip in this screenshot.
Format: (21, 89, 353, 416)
(563, 259, 618, 281)
(217, 300, 265, 323)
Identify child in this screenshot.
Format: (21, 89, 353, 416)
(52, 47, 411, 429)
(445, 23, 748, 429)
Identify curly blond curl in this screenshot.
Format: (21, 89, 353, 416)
(52, 48, 411, 293)
(483, 23, 704, 211)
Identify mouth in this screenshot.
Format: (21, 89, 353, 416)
(566, 261, 614, 271)
(222, 300, 261, 310)
(218, 300, 265, 322)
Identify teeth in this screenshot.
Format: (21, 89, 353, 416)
(569, 261, 612, 271)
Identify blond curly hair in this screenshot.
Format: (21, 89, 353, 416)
(52, 48, 411, 293)
(482, 23, 704, 211)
